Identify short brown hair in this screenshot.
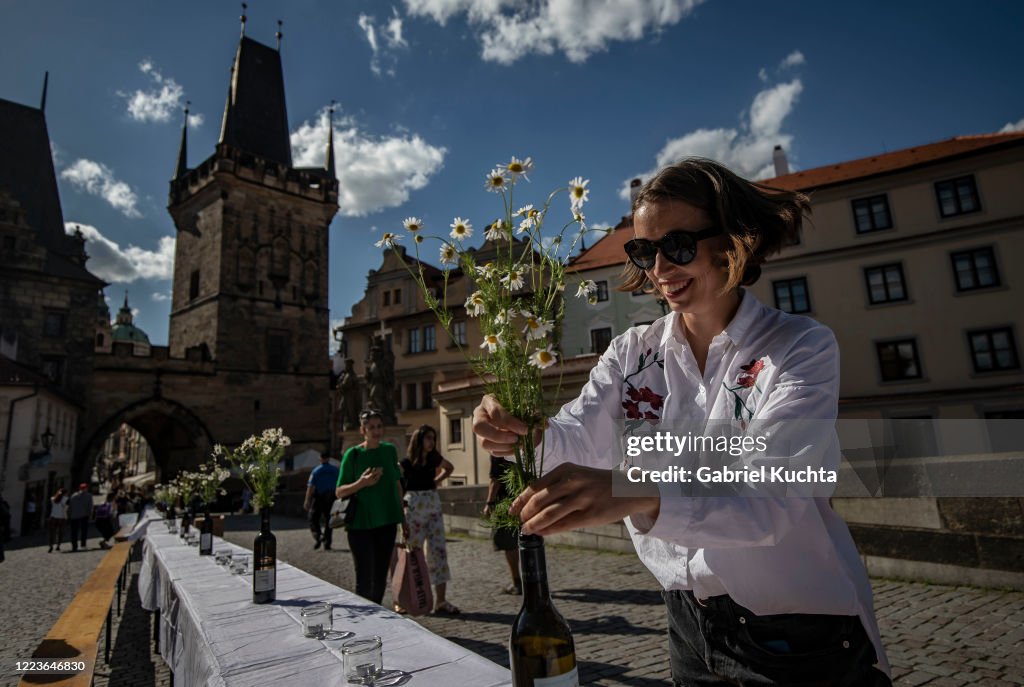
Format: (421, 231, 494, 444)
(619, 158, 810, 293)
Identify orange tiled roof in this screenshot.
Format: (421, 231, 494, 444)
(764, 132, 1024, 191)
(567, 216, 633, 273)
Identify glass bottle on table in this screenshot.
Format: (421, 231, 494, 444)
(509, 534, 578, 686)
(252, 507, 276, 603)
(199, 505, 214, 556)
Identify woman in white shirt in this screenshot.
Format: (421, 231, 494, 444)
(473, 158, 891, 686)
(47, 488, 68, 553)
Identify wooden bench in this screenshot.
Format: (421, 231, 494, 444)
(19, 541, 134, 687)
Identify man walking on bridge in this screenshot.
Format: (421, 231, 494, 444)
(304, 452, 339, 550)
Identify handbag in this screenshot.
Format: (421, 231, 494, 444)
(390, 543, 433, 616)
(328, 494, 356, 529)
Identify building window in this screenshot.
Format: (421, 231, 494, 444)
(96, 333, 105, 348)
(451, 321, 467, 346)
(968, 327, 1019, 373)
(590, 327, 613, 355)
(852, 194, 893, 233)
(2, 236, 14, 253)
(40, 356, 65, 385)
(383, 290, 391, 306)
(424, 325, 436, 352)
(408, 328, 421, 354)
(595, 281, 609, 302)
(877, 339, 922, 381)
(864, 264, 907, 304)
(772, 277, 811, 314)
(935, 175, 980, 217)
(421, 381, 433, 408)
(393, 289, 402, 305)
(405, 383, 417, 410)
(43, 311, 67, 338)
(449, 417, 462, 444)
(266, 331, 290, 371)
(951, 247, 999, 291)
(189, 270, 200, 300)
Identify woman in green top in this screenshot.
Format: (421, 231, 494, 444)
(336, 410, 407, 604)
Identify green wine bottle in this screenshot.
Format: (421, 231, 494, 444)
(509, 534, 578, 686)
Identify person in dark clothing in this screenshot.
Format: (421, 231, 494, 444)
(67, 483, 92, 551)
(304, 451, 339, 550)
(95, 493, 118, 549)
(485, 455, 521, 594)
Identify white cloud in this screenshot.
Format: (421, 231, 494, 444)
(359, 10, 408, 76)
(999, 117, 1024, 133)
(118, 60, 200, 126)
(60, 159, 143, 218)
(779, 50, 805, 70)
(329, 317, 346, 355)
(291, 107, 447, 217)
(404, 0, 703, 64)
(620, 74, 804, 199)
(187, 113, 204, 128)
(65, 222, 175, 283)
(151, 292, 171, 302)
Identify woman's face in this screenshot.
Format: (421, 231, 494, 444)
(633, 199, 731, 316)
(361, 417, 384, 442)
(422, 431, 436, 452)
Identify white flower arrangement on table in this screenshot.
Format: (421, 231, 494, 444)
(171, 471, 198, 512)
(374, 156, 596, 530)
(193, 459, 231, 508)
(153, 482, 180, 510)
(214, 428, 290, 511)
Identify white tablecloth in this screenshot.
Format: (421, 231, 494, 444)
(139, 531, 511, 687)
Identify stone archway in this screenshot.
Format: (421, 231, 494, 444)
(75, 396, 214, 484)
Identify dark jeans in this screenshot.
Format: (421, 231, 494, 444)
(309, 492, 336, 548)
(69, 517, 88, 550)
(347, 523, 398, 605)
(663, 591, 892, 686)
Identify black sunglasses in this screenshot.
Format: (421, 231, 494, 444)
(623, 226, 722, 270)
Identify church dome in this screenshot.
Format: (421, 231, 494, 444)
(110, 293, 151, 346)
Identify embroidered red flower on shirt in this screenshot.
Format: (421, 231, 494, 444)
(736, 359, 765, 388)
(724, 357, 768, 427)
(622, 349, 665, 428)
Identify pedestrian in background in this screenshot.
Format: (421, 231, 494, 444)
(304, 451, 339, 550)
(484, 455, 521, 595)
(94, 493, 118, 549)
(401, 424, 460, 615)
(47, 488, 68, 553)
(337, 410, 407, 604)
(67, 483, 92, 552)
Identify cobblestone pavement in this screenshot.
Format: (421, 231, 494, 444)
(5, 515, 1023, 686)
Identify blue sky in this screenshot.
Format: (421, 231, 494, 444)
(2, 1, 1021, 351)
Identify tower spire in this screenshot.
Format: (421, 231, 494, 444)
(175, 101, 190, 179)
(240, 3, 247, 37)
(40, 71, 49, 112)
(276, 20, 283, 51)
(325, 100, 336, 177)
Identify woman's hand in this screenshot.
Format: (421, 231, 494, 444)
(472, 394, 543, 456)
(358, 467, 382, 488)
(510, 464, 661, 537)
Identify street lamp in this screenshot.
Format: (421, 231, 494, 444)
(40, 426, 55, 452)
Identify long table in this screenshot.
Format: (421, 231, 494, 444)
(139, 529, 511, 686)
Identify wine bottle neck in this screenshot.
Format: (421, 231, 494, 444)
(519, 535, 551, 609)
(259, 509, 271, 534)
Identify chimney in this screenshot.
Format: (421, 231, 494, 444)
(629, 178, 642, 206)
(773, 145, 789, 177)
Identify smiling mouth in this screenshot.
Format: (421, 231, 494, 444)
(660, 278, 693, 297)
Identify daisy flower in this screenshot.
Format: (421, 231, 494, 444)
(465, 291, 486, 317)
(479, 332, 503, 353)
(484, 220, 508, 241)
(568, 176, 590, 210)
(576, 280, 597, 298)
(485, 169, 507, 193)
(588, 294, 599, 305)
(501, 156, 533, 180)
(403, 217, 423, 233)
(450, 217, 473, 241)
(529, 345, 559, 370)
(374, 232, 401, 249)
(501, 265, 530, 291)
(521, 312, 553, 340)
(474, 262, 496, 278)
(515, 205, 541, 234)
(413, 234, 424, 244)
(439, 244, 458, 265)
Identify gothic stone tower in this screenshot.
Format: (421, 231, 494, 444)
(166, 34, 338, 441)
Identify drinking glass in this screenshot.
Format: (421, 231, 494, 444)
(300, 602, 332, 638)
(215, 549, 234, 566)
(230, 555, 250, 575)
(342, 636, 383, 685)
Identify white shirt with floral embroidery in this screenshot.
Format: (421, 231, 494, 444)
(542, 290, 889, 675)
